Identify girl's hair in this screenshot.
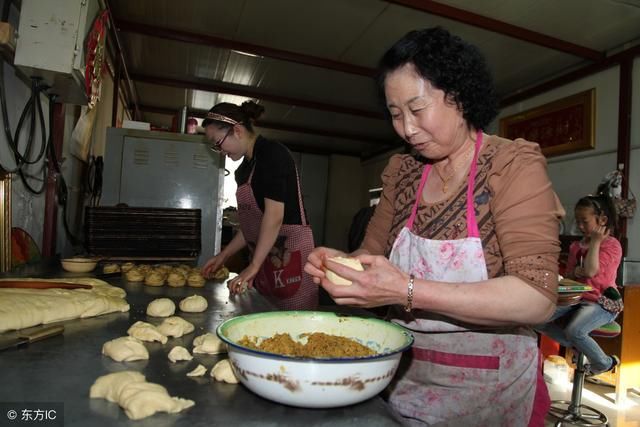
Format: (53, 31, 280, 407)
(203, 100, 265, 132)
(575, 193, 618, 235)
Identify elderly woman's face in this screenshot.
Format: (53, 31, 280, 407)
(384, 64, 467, 159)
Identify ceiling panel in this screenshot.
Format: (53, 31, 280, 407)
(109, 0, 640, 157)
(119, 33, 381, 109)
(110, 0, 245, 37)
(340, 4, 592, 96)
(437, 0, 640, 50)
(234, 0, 389, 60)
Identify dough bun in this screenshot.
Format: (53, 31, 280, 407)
(212, 266, 230, 280)
(325, 257, 364, 286)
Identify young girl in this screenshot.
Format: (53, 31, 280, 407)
(537, 194, 623, 376)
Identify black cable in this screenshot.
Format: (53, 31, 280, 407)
(0, 61, 20, 172)
(14, 79, 48, 194)
(0, 59, 49, 193)
(86, 155, 103, 207)
(46, 95, 80, 246)
(13, 78, 47, 165)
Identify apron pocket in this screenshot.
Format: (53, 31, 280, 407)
(410, 347, 500, 388)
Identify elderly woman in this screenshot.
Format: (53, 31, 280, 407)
(305, 27, 563, 426)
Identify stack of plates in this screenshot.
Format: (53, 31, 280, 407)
(557, 279, 592, 306)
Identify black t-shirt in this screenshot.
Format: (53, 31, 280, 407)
(235, 136, 303, 224)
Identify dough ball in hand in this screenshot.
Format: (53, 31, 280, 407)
(212, 266, 230, 280)
(324, 257, 364, 286)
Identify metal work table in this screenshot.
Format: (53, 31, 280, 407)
(0, 262, 403, 426)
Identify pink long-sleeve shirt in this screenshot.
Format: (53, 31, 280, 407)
(566, 236, 622, 302)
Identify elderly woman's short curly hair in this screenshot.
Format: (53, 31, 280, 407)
(377, 27, 499, 130)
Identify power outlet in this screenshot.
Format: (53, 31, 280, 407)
(0, 21, 16, 63)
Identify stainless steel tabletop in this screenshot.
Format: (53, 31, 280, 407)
(0, 262, 403, 426)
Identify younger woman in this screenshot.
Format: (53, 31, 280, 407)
(537, 194, 623, 376)
(200, 101, 317, 310)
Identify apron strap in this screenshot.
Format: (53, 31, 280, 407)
(407, 164, 431, 230)
(466, 130, 483, 238)
(246, 153, 309, 227)
(406, 130, 484, 236)
(291, 164, 309, 226)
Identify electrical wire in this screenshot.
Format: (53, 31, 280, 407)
(0, 59, 49, 193)
(46, 95, 81, 246)
(87, 155, 103, 207)
(0, 60, 82, 245)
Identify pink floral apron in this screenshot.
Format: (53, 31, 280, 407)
(388, 131, 547, 426)
(236, 163, 318, 310)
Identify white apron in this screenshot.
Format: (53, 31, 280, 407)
(388, 131, 542, 426)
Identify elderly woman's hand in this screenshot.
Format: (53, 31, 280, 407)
(321, 254, 409, 308)
(304, 246, 348, 284)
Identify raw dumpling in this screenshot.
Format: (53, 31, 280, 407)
(186, 364, 207, 377)
(157, 316, 195, 338)
(167, 271, 186, 288)
(146, 298, 175, 317)
(120, 262, 135, 273)
(192, 332, 226, 354)
(167, 346, 193, 363)
(179, 295, 208, 313)
(89, 371, 146, 403)
(119, 381, 194, 420)
(103, 263, 121, 274)
(126, 268, 144, 283)
(144, 270, 165, 287)
(90, 371, 194, 420)
(127, 321, 168, 344)
(102, 336, 149, 362)
(212, 266, 230, 280)
(187, 272, 205, 288)
(211, 359, 239, 384)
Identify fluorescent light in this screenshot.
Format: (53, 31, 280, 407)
(231, 50, 263, 58)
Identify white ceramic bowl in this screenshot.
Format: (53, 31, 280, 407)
(217, 311, 413, 408)
(61, 257, 98, 273)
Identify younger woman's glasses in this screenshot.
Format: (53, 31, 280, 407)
(209, 128, 232, 152)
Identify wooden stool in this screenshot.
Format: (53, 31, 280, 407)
(547, 321, 621, 426)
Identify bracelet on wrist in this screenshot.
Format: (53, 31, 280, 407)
(404, 274, 415, 312)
